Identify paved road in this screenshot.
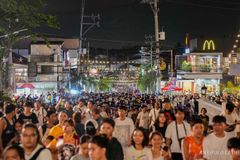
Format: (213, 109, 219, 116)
(198, 98, 222, 123)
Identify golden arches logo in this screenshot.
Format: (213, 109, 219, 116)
(203, 40, 215, 51)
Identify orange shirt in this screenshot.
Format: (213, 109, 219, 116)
(185, 136, 204, 160)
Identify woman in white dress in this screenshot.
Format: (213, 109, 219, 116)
(125, 127, 152, 160)
(149, 131, 171, 160)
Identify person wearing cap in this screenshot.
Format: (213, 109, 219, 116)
(39, 111, 58, 144)
(203, 115, 233, 160)
(17, 101, 38, 125)
(0, 104, 17, 154)
(84, 118, 98, 136)
(165, 108, 191, 160)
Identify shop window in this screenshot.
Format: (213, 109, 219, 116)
(41, 66, 55, 74)
(235, 76, 240, 85)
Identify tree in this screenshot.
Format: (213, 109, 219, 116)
(220, 81, 240, 95)
(137, 68, 156, 93)
(0, 0, 59, 94)
(96, 77, 112, 92)
(181, 60, 192, 71)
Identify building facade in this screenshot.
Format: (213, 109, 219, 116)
(176, 39, 223, 95)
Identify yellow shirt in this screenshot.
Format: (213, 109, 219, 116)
(48, 124, 63, 138)
(47, 124, 64, 151)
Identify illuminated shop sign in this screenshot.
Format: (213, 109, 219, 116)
(203, 40, 215, 51)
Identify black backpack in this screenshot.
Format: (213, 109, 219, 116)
(29, 147, 46, 160)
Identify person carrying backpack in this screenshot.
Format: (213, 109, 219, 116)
(21, 123, 52, 160)
(38, 111, 57, 144)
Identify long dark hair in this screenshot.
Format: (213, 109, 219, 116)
(131, 127, 149, 148)
(154, 111, 168, 127)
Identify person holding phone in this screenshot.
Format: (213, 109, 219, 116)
(150, 131, 171, 160)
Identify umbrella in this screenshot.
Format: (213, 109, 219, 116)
(162, 86, 169, 91)
(162, 84, 175, 91)
(162, 85, 182, 91)
(174, 87, 183, 91)
(18, 83, 35, 89)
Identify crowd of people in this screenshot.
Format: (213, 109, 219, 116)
(0, 92, 240, 160)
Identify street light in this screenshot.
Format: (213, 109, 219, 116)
(201, 85, 207, 97)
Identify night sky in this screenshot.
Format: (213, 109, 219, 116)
(41, 0, 240, 50)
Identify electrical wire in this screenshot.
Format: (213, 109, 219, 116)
(167, 0, 240, 11)
(202, 0, 240, 5)
(86, 38, 145, 44)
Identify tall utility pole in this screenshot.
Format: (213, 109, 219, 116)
(79, 0, 85, 55)
(142, 0, 160, 54)
(143, 0, 161, 93)
(78, 0, 100, 74)
(153, 0, 160, 55)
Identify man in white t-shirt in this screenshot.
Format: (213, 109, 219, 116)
(81, 100, 95, 123)
(21, 123, 52, 160)
(33, 101, 47, 127)
(220, 102, 240, 125)
(149, 102, 161, 127)
(114, 105, 134, 157)
(73, 99, 87, 113)
(165, 108, 191, 160)
(203, 115, 233, 160)
(135, 105, 149, 130)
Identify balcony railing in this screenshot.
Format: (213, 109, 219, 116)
(178, 65, 222, 73)
(30, 55, 54, 63)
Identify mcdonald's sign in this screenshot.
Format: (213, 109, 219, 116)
(203, 40, 215, 51)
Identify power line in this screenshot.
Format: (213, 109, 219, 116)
(167, 0, 240, 11)
(86, 38, 145, 44)
(202, 0, 240, 5)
